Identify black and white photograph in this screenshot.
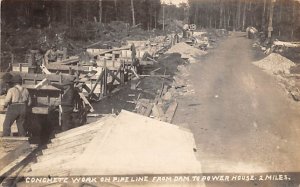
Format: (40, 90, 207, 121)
(0, 0, 300, 186)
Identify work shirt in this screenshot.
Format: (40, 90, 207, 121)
(4, 85, 32, 107)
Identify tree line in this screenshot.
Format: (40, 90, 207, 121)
(1, 0, 161, 30)
(185, 0, 300, 39)
(1, 0, 299, 39)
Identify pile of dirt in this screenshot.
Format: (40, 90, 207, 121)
(253, 53, 295, 74)
(166, 42, 207, 63)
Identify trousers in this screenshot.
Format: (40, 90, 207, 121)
(61, 106, 73, 132)
(3, 103, 27, 136)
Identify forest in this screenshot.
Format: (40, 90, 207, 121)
(1, 0, 161, 30)
(164, 0, 300, 39)
(1, 0, 300, 39)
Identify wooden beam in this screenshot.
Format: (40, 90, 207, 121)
(31, 107, 49, 114)
(42, 137, 93, 156)
(164, 101, 178, 123)
(88, 69, 104, 98)
(52, 56, 80, 65)
(78, 92, 95, 112)
(40, 64, 51, 74)
(81, 84, 98, 100)
(0, 145, 37, 177)
(110, 65, 122, 85)
(107, 69, 121, 84)
(0, 141, 30, 169)
(97, 47, 130, 56)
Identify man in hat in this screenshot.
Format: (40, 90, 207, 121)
(44, 44, 63, 65)
(2, 75, 32, 136)
(51, 77, 76, 131)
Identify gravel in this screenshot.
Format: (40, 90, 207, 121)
(253, 53, 295, 74)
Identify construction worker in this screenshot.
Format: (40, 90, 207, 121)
(44, 44, 63, 65)
(2, 75, 31, 137)
(51, 78, 75, 131)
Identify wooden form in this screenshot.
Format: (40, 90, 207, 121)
(25, 111, 200, 177)
(8, 72, 91, 129)
(135, 82, 178, 123)
(26, 116, 115, 176)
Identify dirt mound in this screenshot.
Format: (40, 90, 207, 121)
(253, 53, 295, 74)
(166, 42, 207, 63)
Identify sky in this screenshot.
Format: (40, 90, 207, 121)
(161, 0, 188, 6)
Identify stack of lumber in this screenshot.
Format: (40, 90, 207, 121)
(27, 115, 115, 176)
(25, 110, 201, 177)
(135, 84, 178, 123)
(0, 137, 36, 178)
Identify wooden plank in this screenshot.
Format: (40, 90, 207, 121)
(107, 68, 121, 84)
(42, 137, 93, 156)
(40, 64, 51, 74)
(34, 78, 48, 89)
(109, 65, 122, 85)
(143, 103, 153, 117)
(88, 69, 104, 97)
(38, 145, 85, 158)
(0, 145, 37, 177)
(0, 137, 29, 141)
(139, 74, 171, 78)
(81, 84, 98, 100)
(53, 123, 103, 140)
(78, 92, 95, 112)
(23, 85, 59, 91)
(0, 141, 30, 169)
(52, 56, 80, 65)
(97, 47, 130, 56)
(54, 119, 108, 138)
(48, 130, 98, 149)
(10, 72, 75, 82)
(46, 64, 89, 72)
(130, 67, 140, 79)
(151, 104, 166, 121)
(31, 154, 78, 171)
(31, 107, 49, 114)
(164, 101, 178, 123)
(38, 146, 84, 163)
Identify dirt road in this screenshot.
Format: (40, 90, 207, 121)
(174, 32, 300, 173)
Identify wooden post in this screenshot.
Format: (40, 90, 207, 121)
(59, 75, 62, 128)
(120, 61, 125, 85)
(63, 47, 67, 60)
(103, 59, 107, 95)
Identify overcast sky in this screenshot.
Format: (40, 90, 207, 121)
(161, 0, 188, 5)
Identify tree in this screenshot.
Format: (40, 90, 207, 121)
(131, 0, 136, 26)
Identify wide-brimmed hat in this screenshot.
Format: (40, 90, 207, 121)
(0, 72, 13, 82)
(11, 75, 22, 83)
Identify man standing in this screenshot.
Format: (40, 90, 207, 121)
(44, 44, 63, 65)
(2, 75, 31, 136)
(51, 78, 75, 131)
